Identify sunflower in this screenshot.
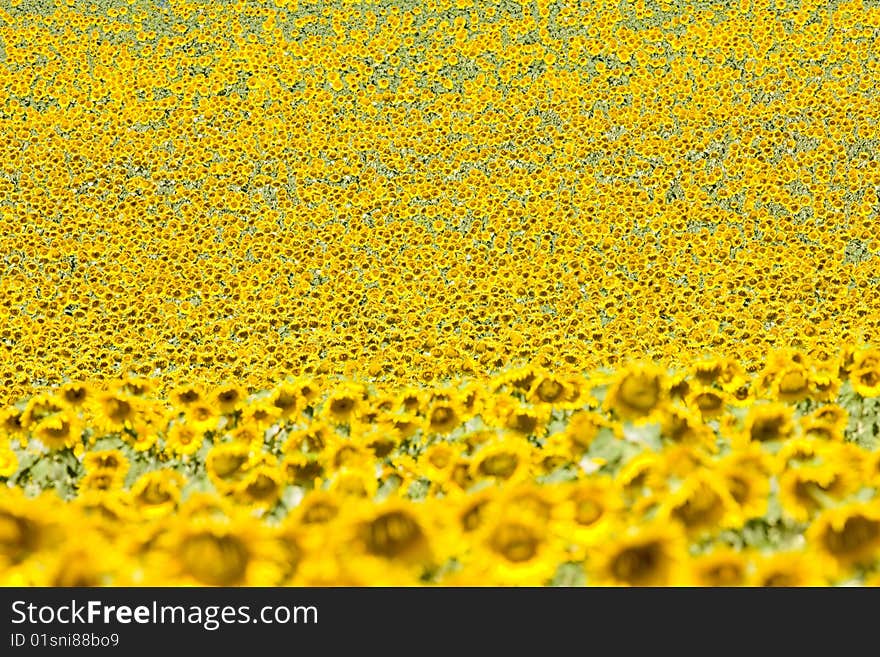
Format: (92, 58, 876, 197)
(528, 373, 571, 405)
(83, 448, 130, 477)
(31, 411, 82, 451)
(395, 387, 427, 415)
(126, 405, 167, 452)
(532, 440, 573, 475)
(273, 517, 310, 585)
(292, 377, 321, 406)
(491, 365, 540, 395)
(807, 369, 841, 402)
(774, 436, 824, 474)
(657, 470, 741, 538)
(418, 441, 466, 484)
(267, 382, 302, 421)
(281, 451, 325, 488)
(470, 438, 533, 484)
(740, 402, 795, 445)
(325, 465, 379, 499)
(57, 381, 93, 409)
(381, 411, 422, 441)
(43, 531, 123, 587)
(471, 508, 564, 585)
(659, 444, 712, 481)
(240, 400, 282, 432)
(851, 365, 880, 397)
(770, 363, 812, 403)
(117, 376, 156, 398)
(424, 400, 460, 435)
(504, 404, 549, 438)
(293, 490, 344, 532)
(685, 385, 728, 420)
(129, 470, 186, 518)
(687, 547, 749, 586)
(660, 404, 716, 451)
(73, 490, 136, 537)
(211, 383, 247, 415)
(807, 502, 880, 576)
(326, 434, 373, 471)
(778, 462, 859, 523)
(0, 406, 26, 442)
(227, 421, 265, 450)
(498, 481, 564, 528)
(724, 376, 756, 407)
(604, 363, 667, 421)
(164, 422, 205, 458)
(0, 490, 64, 568)
(690, 356, 727, 386)
(715, 455, 771, 521)
(184, 401, 221, 433)
(588, 521, 688, 586)
(616, 449, 666, 495)
(563, 410, 611, 452)
(441, 487, 498, 555)
(20, 393, 66, 430)
(554, 476, 621, 551)
(750, 551, 828, 586)
(338, 499, 438, 585)
(169, 383, 204, 409)
(156, 513, 285, 586)
(92, 392, 142, 434)
(234, 465, 283, 509)
(79, 468, 126, 493)
(206, 443, 253, 493)
(321, 384, 366, 425)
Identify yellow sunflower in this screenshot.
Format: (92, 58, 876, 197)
(588, 520, 688, 586)
(603, 363, 668, 421)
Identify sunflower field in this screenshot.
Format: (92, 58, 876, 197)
(2, 0, 880, 587)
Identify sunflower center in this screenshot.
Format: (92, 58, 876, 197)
(42, 420, 71, 439)
(727, 476, 750, 504)
(610, 541, 663, 584)
(750, 416, 786, 442)
(0, 511, 38, 562)
(429, 406, 455, 429)
(694, 392, 723, 413)
(365, 511, 424, 559)
(478, 452, 519, 478)
(536, 379, 564, 403)
(490, 522, 539, 563)
(703, 563, 744, 586)
(212, 453, 248, 479)
(509, 412, 537, 435)
(302, 501, 338, 524)
(107, 399, 132, 422)
(180, 532, 249, 586)
(64, 388, 86, 403)
(330, 397, 354, 415)
(461, 501, 488, 532)
(138, 482, 172, 506)
(761, 572, 799, 587)
(778, 370, 808, 394)
(823, 516, 880, 557)
(619, 374, 660, 412)
(671, 486, 722, 528)
(244, 474, 279, 501)
(178, 390, 200, 404)
(575, 498, 604, 526)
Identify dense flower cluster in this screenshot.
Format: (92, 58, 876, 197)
(2, 0, 880, 403)
(2, 350, 880, 585)
(2, 0, 880, 585)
